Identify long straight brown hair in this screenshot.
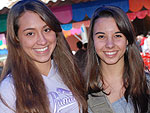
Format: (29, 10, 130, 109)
(0, 0, 87, 113)
(85, 6, 150, 113)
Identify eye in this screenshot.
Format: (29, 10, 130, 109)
(98, 35, 104, 39)
(44, 27, 51, 33)
(114, 34, 122, 38)
(26, 32, 34, 36)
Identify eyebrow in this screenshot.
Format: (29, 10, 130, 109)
(43, 25, 49, 29)
(95, 32, 104, 35)
(115, 31, 122, 34)
(95, 31, 122, 35)
(23, 25, 48, 32)
(23, 28, 34, 32)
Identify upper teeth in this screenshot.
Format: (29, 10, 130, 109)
(105, 51, 116, 55)
(35, 47, 48, 52)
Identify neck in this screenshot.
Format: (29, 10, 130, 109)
(35, 60, 51, 76)
(101, 61, 124, 79)
(101, 63, 125, 103)
(100, 60, 125, 103)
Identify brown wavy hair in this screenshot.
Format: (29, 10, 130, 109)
(0, 0, 87, 113)
(85, 6, 150, 113)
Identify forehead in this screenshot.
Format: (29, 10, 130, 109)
(18, 11, 46, 28)
(19, 11, 40, 21)
(93, 17, 119, 32)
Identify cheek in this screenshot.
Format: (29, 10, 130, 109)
(50, 37, 57, 47)
(20, 39, 35, 49)
(19, 39, 37, 55)
(118, 40, 128, 49)
(52, 40, 57, 49)
(121, 44, 127, 52)
(94, 40, 103, 56)
(46, 33, 57, 44)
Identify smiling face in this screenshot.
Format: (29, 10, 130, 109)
(18, 11, 56, 66)
(93, 17, 128, 66)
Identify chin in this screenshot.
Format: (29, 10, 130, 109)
(103, 59, 119, 65)
(34, 57, 51, 63)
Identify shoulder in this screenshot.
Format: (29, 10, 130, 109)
(145, 71, 150, 80)
(0, 74, 16, 111)
(88, 92, 107, 106)
(88, 92, 114, 113)
(0, 74, 15, 93)
(145, 71, 150, 85)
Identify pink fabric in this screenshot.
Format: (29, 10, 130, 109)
(50, 5, 72, 24)
(127, 13, 136, 21)
(147, 9, 150, 16)
(136, 10, 148, 19)
(127, 10, 149, 20)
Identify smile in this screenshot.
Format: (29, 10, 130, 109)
(105, 51, 117, 55)
(35, 46, 48, 52)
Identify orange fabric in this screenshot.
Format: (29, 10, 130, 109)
(144, 0, 150, 9)
(129, 0, 150, 12)
(129, 0, 143, 12)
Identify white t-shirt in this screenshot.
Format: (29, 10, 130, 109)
(0, 61, 80, 113)
(0, 74, 16, 113)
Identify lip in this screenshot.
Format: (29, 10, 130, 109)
(34, 46, 49, 54)
(35, 46, 48, 52)
(104, 51, 118, 57)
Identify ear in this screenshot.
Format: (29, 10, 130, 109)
(16, 36, 19, 42)
(126, 40, 128, 45)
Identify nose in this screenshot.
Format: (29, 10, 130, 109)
(105, 37, 115, 48)
(37, 33, 47, 45)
